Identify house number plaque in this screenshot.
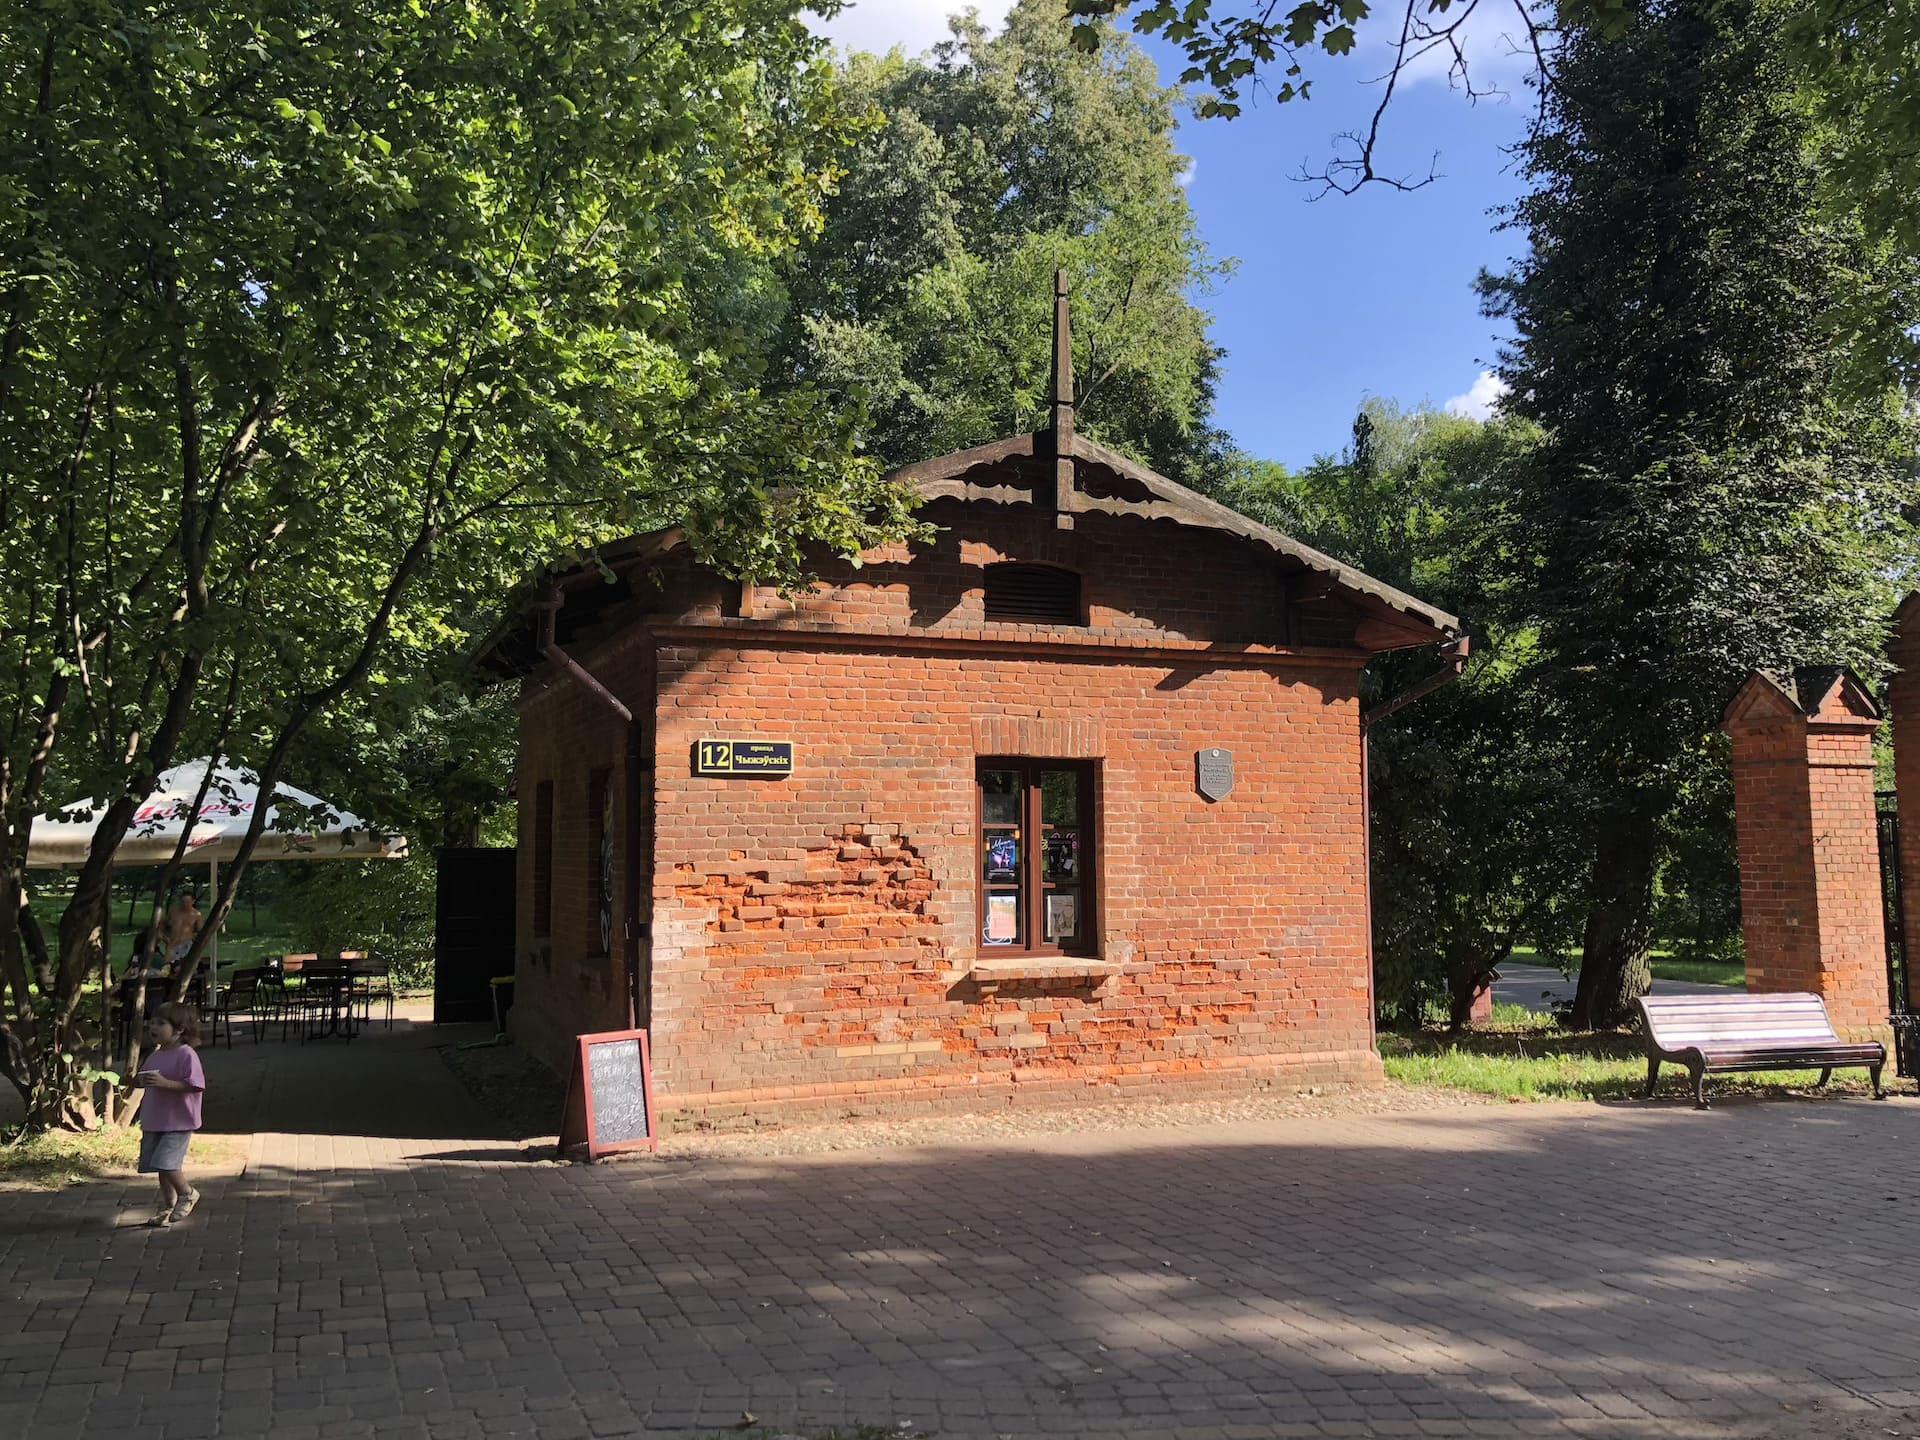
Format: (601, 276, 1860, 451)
(1196, 748, 1234, 802)
(693, 739, 794, 777)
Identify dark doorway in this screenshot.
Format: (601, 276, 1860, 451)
(436, 847, 515, 1025)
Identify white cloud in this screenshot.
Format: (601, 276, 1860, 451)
(1177, 156, 1196, 189)
(1445, 370, 1509, 421)
(808, 0, 1016, 58)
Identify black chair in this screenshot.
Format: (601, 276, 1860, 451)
(347, 954, 394, 1029)
(266, 954, 319, 1041)
(255, 954, 284, 1035)
(297, 963, 355, 1041)
(212, 968, 268, 1048)
(111, 967, 169, 1057)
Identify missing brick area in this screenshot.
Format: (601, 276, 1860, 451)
(672, 824, 940, 954)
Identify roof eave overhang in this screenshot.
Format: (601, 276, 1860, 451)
(886, 429, 1463, 647)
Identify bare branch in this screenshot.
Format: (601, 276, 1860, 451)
(1298, 0, 1439, 198)
(1289, 0, 1558, 198)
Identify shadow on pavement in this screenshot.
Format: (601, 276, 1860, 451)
(4, 1093, 1918, 1437)
(198, 1002, 518, 1140)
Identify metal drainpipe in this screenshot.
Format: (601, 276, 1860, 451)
(1358, 634, 1472, 1036)
(536, 596, 645, 1031)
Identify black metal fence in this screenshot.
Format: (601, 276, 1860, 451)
(1875, 790, 1919, 1077)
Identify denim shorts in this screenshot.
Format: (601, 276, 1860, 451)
(137, 1129, 191, 1173)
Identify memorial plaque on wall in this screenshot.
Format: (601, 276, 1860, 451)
(559, 1029, 658, 1159)
(1196, 748, 1234, 802)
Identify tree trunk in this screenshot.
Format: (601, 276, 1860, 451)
(0, 866, 35, 1030)
(1447, 971, 1491, 1034)
(1571, 812, 1660, 1029)
(1446, 933, 1517, 1034)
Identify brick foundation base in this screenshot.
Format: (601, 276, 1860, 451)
(657, 1046, 1385, 1131)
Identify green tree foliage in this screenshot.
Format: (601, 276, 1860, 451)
(1224, 403, 1589, 1029)
(275, 679, 521, 991)
(278, 858, 437, 989)
(1478, 0, 1919, 1028)
(783, 0, 1232, 483)
(1789, 0, 1920, 341)
(0, 0, 919, 1128)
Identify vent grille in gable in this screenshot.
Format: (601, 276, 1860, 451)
(984, 564, 1081, 624)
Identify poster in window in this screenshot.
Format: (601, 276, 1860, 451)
(985, 893, 1018, 944)
(1046, 893, 1078, 942)
(1045, 831, 1078, 881)
(985, 835, 1019, 880)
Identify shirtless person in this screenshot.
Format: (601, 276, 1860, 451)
(165, 890, 203, 971)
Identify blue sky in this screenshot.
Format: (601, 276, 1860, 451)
(814, 0, 1537, 468)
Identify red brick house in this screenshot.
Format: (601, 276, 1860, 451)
(483, 281, 1462, 1122)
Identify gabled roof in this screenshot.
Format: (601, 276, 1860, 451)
(1722, 667, 1881, 728)
(883, 272, 1461, 645)
(474, 273, 1465, 674)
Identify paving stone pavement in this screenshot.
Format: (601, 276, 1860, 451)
(5, 1089, 1920, 1439)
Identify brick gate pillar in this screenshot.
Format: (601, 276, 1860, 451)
(1722, 668, 1888, 1043)
(1887, 594, 1920, 983)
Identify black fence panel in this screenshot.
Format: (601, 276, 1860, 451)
(1875, 791, 1918, 1076)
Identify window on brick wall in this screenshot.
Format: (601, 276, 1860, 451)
(532, 780, 554, 939)
(977, 759, 1096, 955)
(983, 563, 1081, 624)
(587, 768, 613, 956)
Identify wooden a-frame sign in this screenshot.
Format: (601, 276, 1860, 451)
(560, 1028, 659, 1160)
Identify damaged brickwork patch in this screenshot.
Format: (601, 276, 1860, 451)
(672, 824, 940, 957)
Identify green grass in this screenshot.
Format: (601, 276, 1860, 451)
(1420, 999, 1563, 1031)
(0, 1126, 243, 1191)
(1383, 1024, 1865, 1103)
(25, 887, 306, 987)
(1648, 957, 1745, 988)
(0, 1126, 141, 1190)
(1484, 1000, 1562, 1030)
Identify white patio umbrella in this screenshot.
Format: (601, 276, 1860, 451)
(27, 758, 405, 963)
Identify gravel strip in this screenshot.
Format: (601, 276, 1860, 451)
(663, 1079, 1493, 1157)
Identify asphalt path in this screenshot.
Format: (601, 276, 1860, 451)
(1493, 961, 1737, 1013)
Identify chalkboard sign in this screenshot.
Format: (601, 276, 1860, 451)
(559, 1029, 658, 1159)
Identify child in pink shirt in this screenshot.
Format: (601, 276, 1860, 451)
(131, 1002, 206, 1226)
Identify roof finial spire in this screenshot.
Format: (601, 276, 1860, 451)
(1050, 268, 1074, 441)
(1049, 269, 1076, 528)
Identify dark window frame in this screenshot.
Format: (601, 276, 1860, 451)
(586, 768, 612, 957)
(974, 758, 1097, 958)
(532, 780, 555, 939)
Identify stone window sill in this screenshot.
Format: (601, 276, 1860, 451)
(970, 957, 1119, 989)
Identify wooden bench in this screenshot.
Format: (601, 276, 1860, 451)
(1637, 992, 1885, 1108)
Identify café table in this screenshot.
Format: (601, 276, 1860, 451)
(297, 966, 357, 1041)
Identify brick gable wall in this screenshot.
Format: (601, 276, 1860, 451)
(648, 644, 1376, 1120)
(510, 502, 1391, 1120)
